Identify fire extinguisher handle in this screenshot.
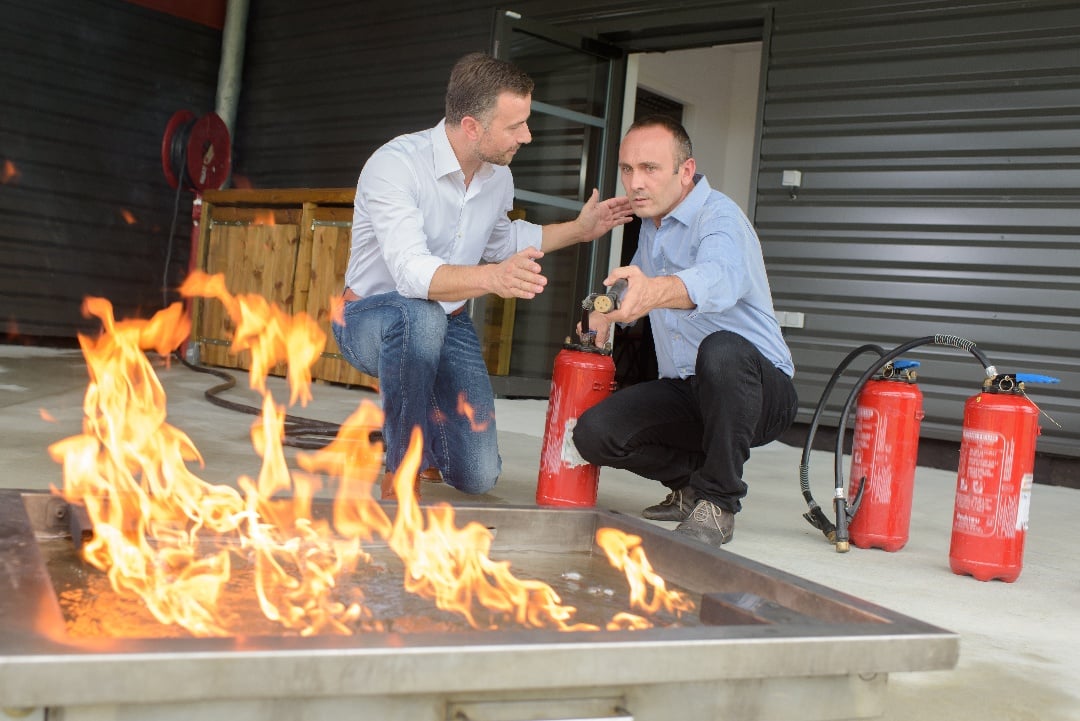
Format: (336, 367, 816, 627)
(1016, 373, 1060, 385)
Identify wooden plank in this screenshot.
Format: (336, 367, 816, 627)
(195, 222, 300, 374)
(205, 207, 304, 224)
(304, 221, 378, 391)
(201, 188, 355, 206)
(293, 202, 317, 315)
(481, 297, 517, 376)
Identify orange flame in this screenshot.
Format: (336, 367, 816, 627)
(252, 210, 276, 226)
(40, 408, 57, 423)
(2, 159, 20, 184)
(120, 209, 137, 225)
(49, 274, 694, 637)
(596, 528, 695, 618)
(329, 295, 345, 327)
(181, 271, 324, 407)
(457, 392, 491, 432)
(384, 427, 594, 630)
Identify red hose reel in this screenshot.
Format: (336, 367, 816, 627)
(161, 110, 231, 192)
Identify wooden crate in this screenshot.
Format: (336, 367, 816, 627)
(190, 188, 522, 387)
(191, 189, 378, 391)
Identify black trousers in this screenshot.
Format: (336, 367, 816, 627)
(572, 331, 798, 513)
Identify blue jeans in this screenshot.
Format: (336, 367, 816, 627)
(572, 331, 798, 513)
(332, 292, 500, 494)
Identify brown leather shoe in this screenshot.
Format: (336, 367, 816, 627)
(381, 470, 422, 501)
(418, 467, 443, 483)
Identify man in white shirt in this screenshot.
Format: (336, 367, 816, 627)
(335, 52, 632, 500)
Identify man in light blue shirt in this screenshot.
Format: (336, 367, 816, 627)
(334, 53, 632, 500)
(573, 115, 798, 548)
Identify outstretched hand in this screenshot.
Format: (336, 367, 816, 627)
(490, 247, 547, 299)
(576, 188, 633, 242)
(603, 265, 694, 324)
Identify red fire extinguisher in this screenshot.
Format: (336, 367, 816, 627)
(536, 284, 623, 507)
(536, 344, 616, 507)
(950, 373, 1058, 582)
(847, 360, 925, 551)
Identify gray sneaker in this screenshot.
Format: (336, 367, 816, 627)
(675, 499, 735, 547)
(641, 487, 699, 521)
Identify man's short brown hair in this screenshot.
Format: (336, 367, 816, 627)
(628, 114, 694, 167)
(445, 52, 534, 126)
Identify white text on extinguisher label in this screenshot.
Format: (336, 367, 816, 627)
(1016, 473, 1033, 532)
(955, 427, 1018, 539)
(849, 407, 894, 504)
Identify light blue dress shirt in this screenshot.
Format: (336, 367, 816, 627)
(345, 119, 543, 314)
(633, 174, 794, 379)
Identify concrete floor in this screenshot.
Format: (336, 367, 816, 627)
(2, 344, 1078, 721)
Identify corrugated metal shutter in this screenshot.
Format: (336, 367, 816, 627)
(756, 0, 1080, 456)
(0, 0, 221, 336)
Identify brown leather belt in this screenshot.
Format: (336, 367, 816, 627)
(342, 288, 465, 316)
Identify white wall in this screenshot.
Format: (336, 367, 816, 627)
(630, 42, 762, 212)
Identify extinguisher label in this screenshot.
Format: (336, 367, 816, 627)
(1017, 473, 1033, 532)
(955, 428, 1018, 539)
(560, 418, 590, 468)
(850, 407, 892, 505)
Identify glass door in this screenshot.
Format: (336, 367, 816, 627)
(485, 10, 625, 394)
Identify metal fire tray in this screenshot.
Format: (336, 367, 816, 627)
(0, 490, 957, 721)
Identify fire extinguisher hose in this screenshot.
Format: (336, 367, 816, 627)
(799, 343, 885, 542)
(801, 334, 997, 550)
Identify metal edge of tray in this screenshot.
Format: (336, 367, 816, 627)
(0, 490, 958, 708)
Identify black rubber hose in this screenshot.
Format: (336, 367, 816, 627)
(831, 334, 996, 536)
(172, 352, 380, 449)
(799, 343, 885, 541)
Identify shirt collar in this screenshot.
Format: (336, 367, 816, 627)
(433, 118, 495, 181)
(667, 173, 711, 227)
(432, 119, 460, 179)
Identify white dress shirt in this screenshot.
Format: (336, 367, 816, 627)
(345, 119, 543, 314)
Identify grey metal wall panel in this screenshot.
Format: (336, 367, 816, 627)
(757, 0, 1080, 457)
(0, 0, 221, 337)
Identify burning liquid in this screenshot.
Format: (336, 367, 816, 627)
(46, 540, 700, 639)
(47, 273, 694, 638)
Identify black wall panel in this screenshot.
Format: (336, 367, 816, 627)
(232, 0, 498, 189)
(0, 0, 221, 336)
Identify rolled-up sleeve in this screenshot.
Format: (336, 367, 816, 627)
(676, 222, 750, 315)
